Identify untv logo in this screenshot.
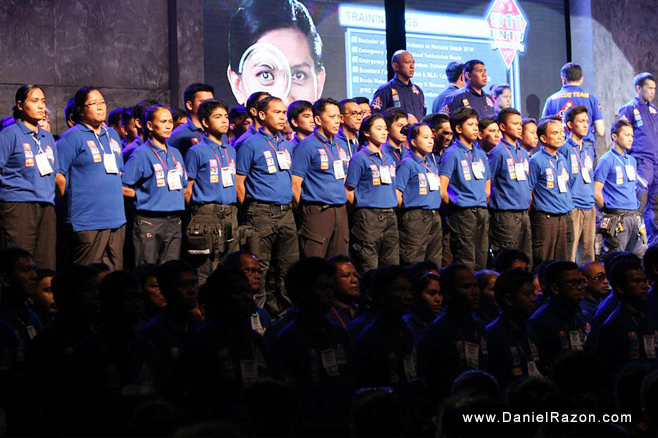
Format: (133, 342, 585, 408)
(486, 0, 528, 70)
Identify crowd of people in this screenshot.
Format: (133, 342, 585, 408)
(1, 47, 658, 436)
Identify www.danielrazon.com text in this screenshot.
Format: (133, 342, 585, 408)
(463, 412, 632, 424)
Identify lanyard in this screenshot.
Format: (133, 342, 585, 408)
(148, 142, 177, 171)
(461, 146, 478, 170)
(315, 133, 336, 161)
(569, 142, 588, 169)
(366, 149, 385, 166)
(267, 138, 283, 154)
(612, 151, 629, 168)
(331, 307, 347, 328)
(389, 147, 402, 162)
(93, 128, 108, 154)
(416, 153, 435, 174)
(29, 131, 45, 155)
(501, 141, 522, 163)
(211, 144, 230, 168)
(546, 153, 562, 177)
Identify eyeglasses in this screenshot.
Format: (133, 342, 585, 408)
(561, 278, 588, 288)
(341, 111, 364, 117)
(85, 100, 106, 108)
(241, 268, 263, 275)
(584, 273, 607, 282)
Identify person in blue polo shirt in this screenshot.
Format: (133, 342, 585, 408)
(122, 104, 186, 266)
(0, 85, 57, 270)
(439, 107, 491, 272)
(336, 99, 362, 162)
(488, 108, 532, 264)
(542, 62, 604, 145)
(185, 99, 238, 283)
(382, 108, 409, 168)
(619, 73, 658, 246)
(441, 60, 496, 119)
(396, 123, 442, 266)
(234, 92, 271, 150)
(345, 114, 399, 273)
(560, 106, 596, 263)
(56, 86, 126, 270)
(286, 100, 315, 148)
(292, 98, 349, 259)
(372, 50, 426, 122)
(236, 96, 298, 315)
(168, 83, 214, 157)
(594, 119, 644, 257)
(528, 117, 573, 268)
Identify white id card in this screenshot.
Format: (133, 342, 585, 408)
(557, 175, 568, 193)
(527, 360, 542, 377)
(167, 169, 183, 190)
(221, 167, 233, 187)
(240, 360, 258, 387)
(403, 355, 418, 382)
(250, 313, 264, 335)
(626, 164, 637, 181)
(427, 173, 440, 191)
(582, 167, 592, 183)
(380, 165, 392, 184)
(515, 162, 526, 181)
(320, 349, 341, 377)
(276, 150, 291, 170)
(644, 335, 657, 359)
(103, 154, 119, 174)
(472, 161, 484, 179)
(569, 330, 583, 350)
(35, 153, 53, 176)
(464, 341, 480, 368)
(333, 160, 345, 179)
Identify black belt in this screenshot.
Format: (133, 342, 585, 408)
(603, 208, 639, 216)
(251, 201, 292, 211)
(135, 210, 183, 218)
(190, 203, 235, 216)
(361, 207, 395, 213)
(534, 210, 569, 217)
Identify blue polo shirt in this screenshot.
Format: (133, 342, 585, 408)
(593, 148, 640, 210)
(440, 85, 496, 119)
(396, 152, 441, 209)
(488, 139, 531, 210)
(56, 124, 126, 231)
(336, 128, 359, 161)
(291, 131, 348, 205)
(345, 148, 397, 209)
(185, 135, 236, 205)
(122, 141, 186, 212)
(372, 77, 426, 121)
(439, 141, 490, 208)
(0, 120, 56, 204)
(528, 147, 573, 214)
(620, 97, 658, 166)
(542, 85, 603, 144)
(168, 119, 205, 157)
(236, 128, 293, 205)
(558, 137, 595, 209)
(432, 83, 460, 114)
(383, 142, 408, 168)
(290, 134, 303, 149)
(234, 125, 258, 150)
(122, 137, 143, 162)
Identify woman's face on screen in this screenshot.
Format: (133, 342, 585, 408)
(229, 28, 326, 106)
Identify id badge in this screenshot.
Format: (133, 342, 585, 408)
(427, 173, 440, 191)
(320, 349, 341, 377)
(250, 313, 264, 335)
(626, 164, 637, 181)
(472, 161, 484, 180)
(380, 165, 392, 184)
(276, 150, 291, 170)
(569, 330, 583, 350)
(515, 162, 526, 181)
(582, 167, 592, 183)
(403, 354, 418, 382)
(558, 175, 568, 193)
(167, 169, 183, 190)
(35, 153, 54, 176)
(221, 167, 234, 187)
(644, 335, 657, 359)
(103, 154, 119, 174)
(464, 341, 479, 368)
(240, 360, 258, 388)
(527, 360, 542, 377)
(333, 160, 345, 179)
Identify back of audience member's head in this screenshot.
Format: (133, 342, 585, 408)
(156, 260, 198, 311)
(642, 370, 658, 432)
(494, 249, 530, 273)
(437, 394, 505, 438)
(87, 262, 111, 283)
(602, 251, 636, 283)
(371, 265, 413, 314)
(452, 370, 501, 401)
(507, 377, 562, 417)
(617, 362, 652, 422)
(99, 271, 143, 325)
(246, 378, 296, 438)
(535, 260, 553, 295)
(550, 350, 605, 407)
(285, 257, 336, 312)
(173, 422, 239, 437)
(350, 387, 402, 438)
(409, 260, 440, 278)
(51, 264, 100, 320)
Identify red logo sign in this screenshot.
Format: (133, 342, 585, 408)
(486, 0, 528, 70)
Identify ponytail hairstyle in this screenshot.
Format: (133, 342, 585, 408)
(13, 85, 44, 120)
(407, 122, 430, 151)
(143, 104, 170, 140)
(358, 114, 386, 147)
(72, 86, 102, 124)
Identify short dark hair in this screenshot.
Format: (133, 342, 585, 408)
(450, 107, 479, 132)
(372, 265, 410, 304)
(183, 83, 214, 111)
(132, 99, 160, 126)
(422, 113, 450, 131)
(312, 98, 340, 118)
(0, 247, 33, 275)
(383, 108, 408, 130)
(478, 117, 497, 133)
(338, 98, 357, 114)
(327, 254, 352, 266)
(564, 105, 589, 126)
(287, 100, 313, 125)
(560, 62, 582, 83)
(609, 258, 643, 291)
(156, 260, 196, 299)
(544, 261, 579, 291)
(246, 92, 271, 120)
(463, 59, 485, 76)
(143, 104, 170, 139)
(439, 263, 471, 298)
(198, 99, 229, 128)
(494, 249, 530, 273)
(536, 117, 561, 139)
(36, 268, 55, 281)
(171, 107, 187, 123)
(412, 271, 440, 299)
(285, 257, 335, 306)
(490, 84, 510, 98)
(497, 107, 521, 125)
(522, 117, 537, 128)
(494, 268, 535, 309)
(72, 86, 102, 124)
(353, 96, 370, 105)
(634, 72, 656, 89)
(121, 107, 135, 126)
(257, 96, 282, 115)
(611, 119, 633, 138)
(446, 62, 463, 84)
(358, 114, 386, 146)
(64, 97, 76, 125)
(224, 250, 257, 273)
(644, 245, 658, 278)
(108, 107, 124, 128)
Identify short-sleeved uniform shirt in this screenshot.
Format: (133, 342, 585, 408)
(372, 78, 426, 121)
(528, 147, 573, 214)
(593, 148, 640, 210)
(558, 137, 596, 210)
(488, 139, 531, 210)
(345, 147, 397, 209)
(439, 141, 490, 207)
(441, 86, 496, 119)
(395, 152, 442, 209)
(185, 135, 236, 205)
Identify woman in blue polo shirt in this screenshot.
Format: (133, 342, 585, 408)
(122, 104, 186, 265)
(0, 85, 57, 269)
(396, 123, 442, 267)
(57, 86, 126, 270)
(345, 115, 399, 273)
